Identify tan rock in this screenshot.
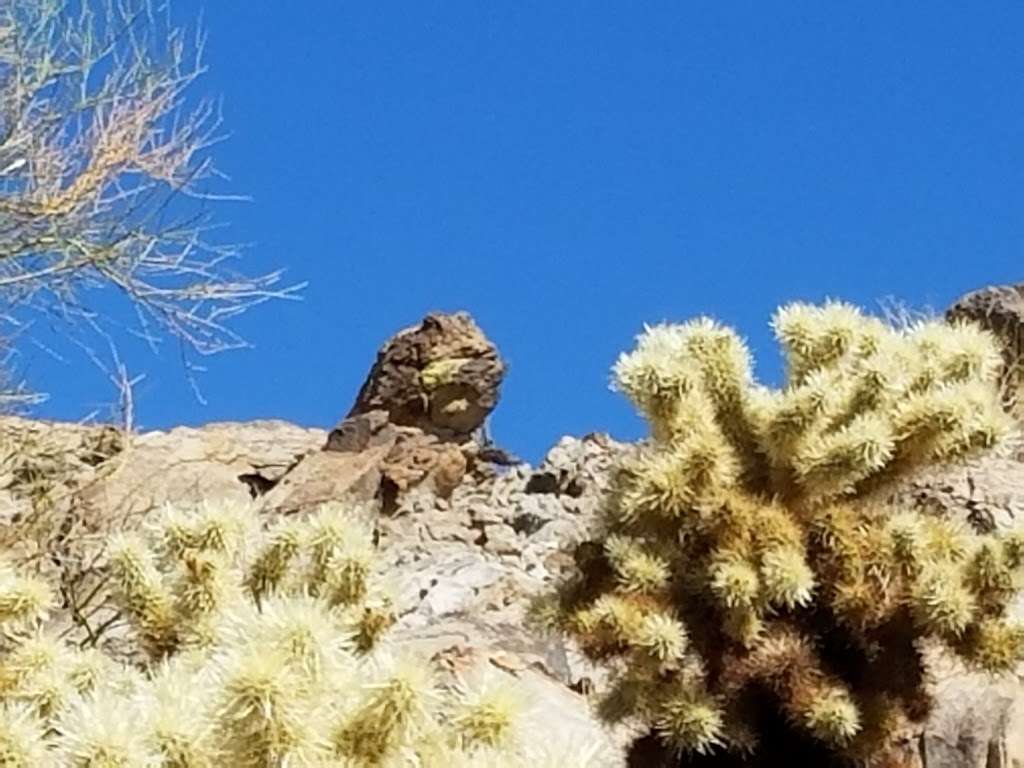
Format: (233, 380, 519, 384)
(481, 522, 521, 555)
(77, 420, 326, 517)
(947, 283, 1024, 356)
(381, 430, 468, 499)
(257, 443, 390, 517)
(344, 311, 505, 440)
(889, 455, 1024, 533)
(323, 409, 396, 453)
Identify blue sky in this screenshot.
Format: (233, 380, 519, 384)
(31, 2, 1020, 461)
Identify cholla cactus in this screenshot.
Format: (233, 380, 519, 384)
(0, 500, 615, 767)
(548, 302, 1020, 764)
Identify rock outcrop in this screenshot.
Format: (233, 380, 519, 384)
(344, 311, 505, 441)
(0, 416, 325, 565)
(5, 306, 1024, 767)
(268, 312, 507, 516)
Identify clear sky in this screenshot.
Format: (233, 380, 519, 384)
(31, 2, 1020, 461)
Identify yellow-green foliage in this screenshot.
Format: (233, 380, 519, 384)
(549, 301, 1020, 763)
(0, 501, 604, 767)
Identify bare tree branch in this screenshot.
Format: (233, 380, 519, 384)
(0, 0, 302, 401)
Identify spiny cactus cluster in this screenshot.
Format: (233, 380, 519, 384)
(547, 302, 1021, 764)
(0, 501, 603, 767)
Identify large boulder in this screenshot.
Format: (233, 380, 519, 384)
(0, 416, 325, 547)
(906, 655, 1024, 768)
(80, 420, 327, 516)
(306, 311, 509, 514)
(343, 311, 505, 441)
(254, 442, 391, 517)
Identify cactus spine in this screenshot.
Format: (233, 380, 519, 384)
(550, 302, 1019, 764)
(0, 501, 613, 767)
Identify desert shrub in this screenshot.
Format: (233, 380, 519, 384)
(545, 301, 1020, 765)
(0, 0, 300, 354)
(0, 0, 303, 411)
(0, 500, 605, 767)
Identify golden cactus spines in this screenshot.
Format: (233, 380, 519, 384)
(332, 659, 436, 765)
(447, 671, 523, 753)
(0, 564, 53, 632)
(213, 647, 315, 767)
(244, 522, 301, 603)
(0, 703, 49, 767)
(653, 685, 725, 755)
(107, 534, 179, 657)
(0, 632, 66, 697)
(553, 301, 1021, 764)
(1, 499, 593, 767)
(52, 690, 153, 768)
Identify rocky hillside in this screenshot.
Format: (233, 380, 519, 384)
(3, 287, 1024, 767)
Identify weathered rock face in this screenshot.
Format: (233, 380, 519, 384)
(309, 312, 508, 514)
(255, 443, 390, 517)
(0, 416, 326, 549)
(890, 456, 1024, 535)
(372, 430, 633, 760)
(902, 652, 1024, 768)
(343, 311, 505, 441)
(378, 433, 623, 637)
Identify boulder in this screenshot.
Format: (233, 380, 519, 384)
(379, 428, 469, 503)
(908, 655, 1024, 768)
(0, 416, 325, 546)
(80, 420, 326, 517)
(344, 311, 505, 440)
(307, 310, 509, 514)
(255, 443, 390, 517)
